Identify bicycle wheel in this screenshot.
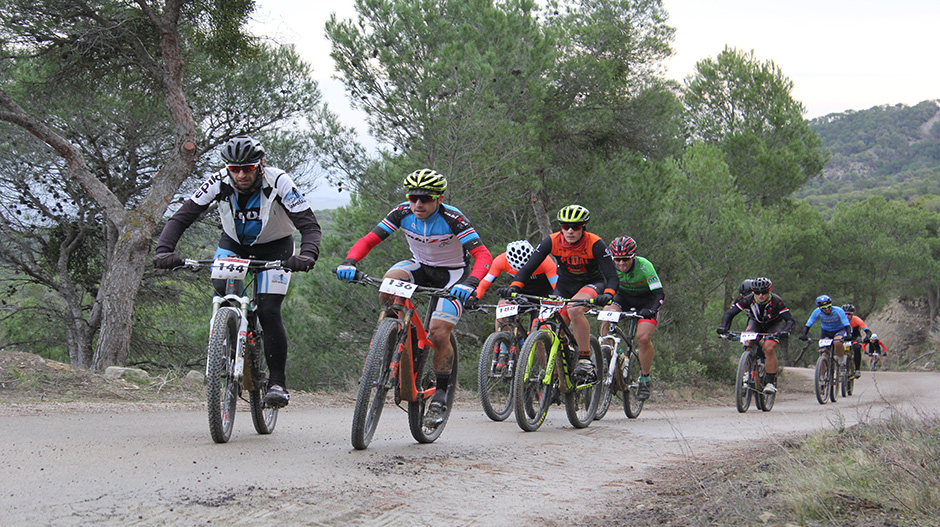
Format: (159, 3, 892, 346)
(351, 318, 400, 450)
(513, 330, 553, 431)
(623, 349, 644, 419)
(814, 353, 829, 405)
(248, 332, 278, 435)
(843, 356, 855, 396)
(565, 335, 602, 428)
(409, 333, 459, 444)
(206, 308, 240, 444)
(830, 358, 840, 403)
(594, 344, 614, 420)
(477, 331, 515, 421)
(756, 359, 775, 412)
(735, 350, 754, 413)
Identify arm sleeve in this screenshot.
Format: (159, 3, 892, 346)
(155, 200, 210, 254)
(719, 305, 742, 330)
(286, 208, 321, 260)
(475, 253, 508, 298)
(781, 310, 796, 333)
(466, 244, 493, 286)
(538, 258, 560, 288)
(593, 240, 619, 295)
(345, 231, 385, 262)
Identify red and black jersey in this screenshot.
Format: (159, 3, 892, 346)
(720, 293, 796, 332)
(511, 231, 618, 295)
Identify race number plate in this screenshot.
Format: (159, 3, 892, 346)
(379, 278, 416, 298)
(819, 338, 833, 347)
(496, 304, 520, 318)
(597, 310, 622, 322)
(740, 332, 759, 342)
(210, 258, 250, 280)
(539, 300, 564, 319)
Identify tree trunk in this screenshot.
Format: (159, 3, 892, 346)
(92, 224, 153, 371)
(530, 190, 552, 239)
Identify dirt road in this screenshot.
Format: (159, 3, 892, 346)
(2, 368, 938, 526)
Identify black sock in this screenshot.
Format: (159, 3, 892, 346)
(433, 371, 451, 403)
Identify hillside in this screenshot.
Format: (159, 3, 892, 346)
(799, 99, 940, 208)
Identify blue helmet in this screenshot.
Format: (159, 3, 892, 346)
(815, 294, 832, 307)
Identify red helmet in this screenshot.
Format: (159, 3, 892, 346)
(609, 236, 637, 258)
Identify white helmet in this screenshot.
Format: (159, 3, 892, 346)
(505, 240, 534, 271)
(871, 333, 878, 340)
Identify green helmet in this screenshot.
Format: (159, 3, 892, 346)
(556, 204, 590, 224)
(403, 169, 447, 195)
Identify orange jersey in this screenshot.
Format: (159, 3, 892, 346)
(475, 252, 558, 298)
(512, 231, 618, 295)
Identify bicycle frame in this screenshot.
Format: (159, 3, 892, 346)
(598, 309, 640, 391)
(380, 291, 437, 403)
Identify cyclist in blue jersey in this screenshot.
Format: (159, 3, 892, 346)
(800, 294, 852, 366)
(336, 169, 493, 428)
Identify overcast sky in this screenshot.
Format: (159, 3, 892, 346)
(249, 0, 939, 208)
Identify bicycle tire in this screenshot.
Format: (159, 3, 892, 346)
(623, 350, 644, 419)
(735, 350, 754, 413)
(843, 357, 855, 397)
(409, 333, 459, 444)
(830, 357, 840, 403)
(351, 318, 400, 450)
(248, 330, 278, 435)
(565, 335, 602, 428)
(757, 359, 775, 411)
(206, 308, 240, 444)
(477, 331, 515, 421)
(594, 344, 614, 420)
(513, 330, 553, 431)
(814, 353, 829, 405)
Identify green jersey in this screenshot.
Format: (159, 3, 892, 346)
(616, 256, 662, 296)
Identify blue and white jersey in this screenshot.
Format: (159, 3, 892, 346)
(805, 306, 850, 332)
(373, 202, 483, 268)
(191, 166, 310, 246)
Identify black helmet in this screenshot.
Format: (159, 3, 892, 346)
(738, 279, 755, 297)
(221, 136, 265, 165)
(842, 304, 856, 315)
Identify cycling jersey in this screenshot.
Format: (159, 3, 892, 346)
(475, 251, 558, 298)
(805, 306, 851, 333)
(345, 202, 492, 283)
(156, 166, 321, 260)
(865, 340, 887, 355)
(719, 293, 796, 332)
(511, 232, 618, 295)
(847, 315, 870, 340)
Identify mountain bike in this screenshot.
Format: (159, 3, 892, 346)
(868, 351, 883, 371)
(505, 292, 603, 432)
(340, 271, 461, 450)
(476, 302, 539, 422)
(594, 309, 645, 420)
(179, 258, 282, 443)
(842, 339, 858, 397)
(720, 331, 775, 413)
(810, 337, 843, 405)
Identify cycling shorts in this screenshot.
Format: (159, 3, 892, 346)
(390, 259, 468, 325)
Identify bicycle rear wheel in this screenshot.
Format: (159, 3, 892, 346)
(565, 335, 602, 428)
(248, 335, 278, 435)
(351, 318, 400, 450)
(756, 359, 774, 411)
(830, 358, 840, 403)
(594, 344, 614, 420)
(623, 350, 644, 418)
(206, 308, 240, 444)
(477, 331, 515, 421)
(409, 333, 459, 444)
(843, 357, 855, 396)
(735, 350, 754, 413)
(513, 330, 553, 431)
(814, 353, 830, 405)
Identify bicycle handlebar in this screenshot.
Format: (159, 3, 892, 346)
(179, 258, 284, 271)
(499, 291, 597, 308)
(334, 269, 458, 299)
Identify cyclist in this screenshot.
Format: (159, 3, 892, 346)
(865, 333, 887, 367)
(799, 295, 852, 368)
(842, 304, 873, 379)
(736, 278, 756, 301)
(717, 276, 795, 394)
(499, 205, 619, 380)
(599, 236, 664, 401)
(153, 136, 321, 408)
(474, 240, 559, 331)
(335, 169, 493, 428)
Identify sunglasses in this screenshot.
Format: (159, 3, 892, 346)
(407, 194, 439, 203)
(820, 304, 832, 309)
(559, 223, 583, 231)
(227, 164, 258, 173)
(754, 289, 770, 295)
(613, 257, 634, 262)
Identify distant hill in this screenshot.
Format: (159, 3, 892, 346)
(798, 99, 940, 208)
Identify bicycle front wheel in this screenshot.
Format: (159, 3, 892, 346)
(248, 335, 278, 435)
(206, 308, 240, 444)
(351, 318, 400, 450)
(594, 344, 614, 420)
(565, 335, 602, 428)
(409, 333, 459, 444)
(814, 353, 830, 405)
(735, 350, 754, 413)
(623, 350, 644, 419)
(477, 331, 515, 421)
(843, 358, 855, 397)
(513, 330, 553, 432)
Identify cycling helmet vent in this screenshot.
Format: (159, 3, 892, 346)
(609, 236, 637, 258)
(505, 240, 534, 270)
(557, 204, 590, 224)
(753, 277, 772, 292)
(221, 136, 264, 164)
(815, 294, 832, 307)
(403, 169, 447, 194)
